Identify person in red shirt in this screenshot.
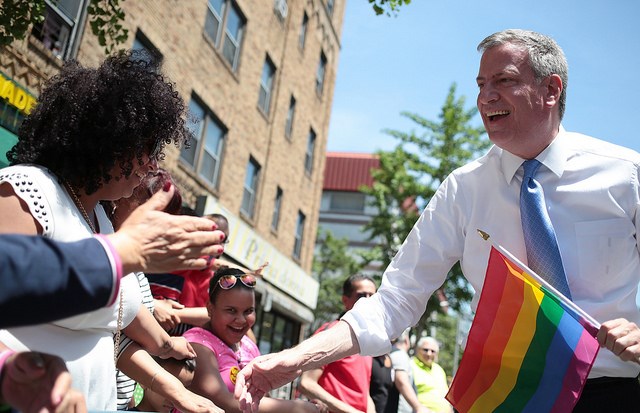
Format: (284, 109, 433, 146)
(298, 275, 377, 413)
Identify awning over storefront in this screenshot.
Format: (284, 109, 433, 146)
(197, 195, 320, 313)
(0, 127, 18, 168)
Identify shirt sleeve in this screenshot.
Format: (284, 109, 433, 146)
(94, 234, 123, 306)
(343, 176, 464, 356)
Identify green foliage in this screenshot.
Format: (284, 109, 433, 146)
(0, 0, 128, 55)
(368, 0, 412, 16)
(361, 83, 488, 320)
(0, 1, 45, 46)
(88, 0, 128, 55)
(429, 313, 458, 377)
(360, 147, 423, 267)
(311, 230, 365, 331)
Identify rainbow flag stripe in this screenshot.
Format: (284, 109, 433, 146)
(446, 247, 599, 413)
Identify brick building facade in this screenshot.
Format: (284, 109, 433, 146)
(0, 1, 345, 393)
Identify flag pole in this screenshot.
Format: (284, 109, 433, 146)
(477, 229, 601, 329)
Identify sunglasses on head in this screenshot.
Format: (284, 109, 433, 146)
(214, 273, 257, 291)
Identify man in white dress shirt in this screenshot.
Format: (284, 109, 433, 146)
(234, 29, 640, 413)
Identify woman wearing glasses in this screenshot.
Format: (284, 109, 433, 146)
(181, 266, 326, 413)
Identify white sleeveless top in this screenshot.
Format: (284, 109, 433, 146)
(0, 164, 141, 411)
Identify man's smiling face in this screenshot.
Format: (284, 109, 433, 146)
(476, 43, 554, 158)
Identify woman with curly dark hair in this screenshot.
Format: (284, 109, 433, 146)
(0, 52, 199, 411)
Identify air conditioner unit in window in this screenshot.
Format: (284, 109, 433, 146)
(274, 0, 288, 20)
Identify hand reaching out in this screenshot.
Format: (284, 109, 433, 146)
(159, 336, 197, 360)
(0, 351, 87, 413)
(154, 299, 184, 331)
(234, 351, 303, 412)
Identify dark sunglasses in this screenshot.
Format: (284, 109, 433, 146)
(214, 273, 257, 291)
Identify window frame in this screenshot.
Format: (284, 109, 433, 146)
(316, 51, 327, 96)
(326, 0, 335, 16)
(293, 211, 306, 260)
(284, 95, 296, 139)
(241, 156, 261, 219)
(131, 30, 163, 66)
(30, 1, 84, 60)
(271, 186, 283, 232)
(221, 1, 244, 70)
(304, 128, 316, 174)
(258, 56, 277, 115)
(298, 12, 308, 50)
(204, 0, 246, 72)
(180, 97, 227, 189)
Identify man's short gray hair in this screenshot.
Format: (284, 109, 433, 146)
(416, 336, 439, 351)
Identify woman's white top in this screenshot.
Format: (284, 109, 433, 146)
(0, 164, 141, 411)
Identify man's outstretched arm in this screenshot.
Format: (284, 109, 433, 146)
(235, 320, 360, 412)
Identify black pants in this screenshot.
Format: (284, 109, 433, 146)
(573, 376, 640, 412)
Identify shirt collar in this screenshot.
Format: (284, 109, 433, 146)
(500, 125, 568, 184)
(413, 356, 433, 370)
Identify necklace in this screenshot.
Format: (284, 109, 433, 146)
(63, 179, 122, 365)
(63, 180, 97, 233)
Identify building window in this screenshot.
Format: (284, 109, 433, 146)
(284, 96, 296, 138)
(271, 186, 283, 231)
(328, 192, 366, 213)
(316, 51, 327, 96)
(30, 1, 84, 60)
(204, 0, 223, 45)
(241, 157, 261, 219)
(293, 211, 306, 260)
(298, 12, 308, 50)
(205, 0, 245, 71)
(255, 309, 299, 355)
(258, 56, 276, 115)
(326, 0, 335, 16)
(131, 30, 163, 66)
(273, 0, 288, 21)
(180, 97, 226, 188)
(304, 128, 316, 174)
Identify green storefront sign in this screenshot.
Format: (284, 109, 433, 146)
(0, 71, 37, 168)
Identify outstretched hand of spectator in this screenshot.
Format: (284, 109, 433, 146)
(234, 351, 303, 412)
(0, 351, 87, 413)
(108, 183, 226, 274)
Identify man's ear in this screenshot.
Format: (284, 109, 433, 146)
(544, 74, 563, 108)
(341, 294, 349, 308)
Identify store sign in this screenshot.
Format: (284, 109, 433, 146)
(0, 72, 37, 115)
(199, 195, 319, 309)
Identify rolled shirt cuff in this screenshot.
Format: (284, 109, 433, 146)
(94, 235, 123, 306)
(341, 302, 392, 357)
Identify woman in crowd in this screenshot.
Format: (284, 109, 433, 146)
(176, 266, 326, 413)
(0, 52, 223, 410)
(107, 169, 222, 412)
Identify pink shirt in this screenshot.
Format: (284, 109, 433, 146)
(183, 327, 260, 392)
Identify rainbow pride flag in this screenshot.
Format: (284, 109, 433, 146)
(446, 246, 600, 413)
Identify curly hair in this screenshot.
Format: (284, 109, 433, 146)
(8, 50, 191, 194)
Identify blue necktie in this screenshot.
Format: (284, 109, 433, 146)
(520, 159, 572, 299)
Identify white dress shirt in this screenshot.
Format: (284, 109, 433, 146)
(343, 128, 640, 379)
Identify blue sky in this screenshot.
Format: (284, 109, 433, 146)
(326, 0, 640, 155)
